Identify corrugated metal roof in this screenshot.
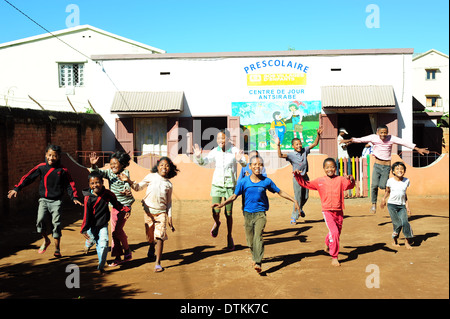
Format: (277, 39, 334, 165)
(110, 91, 184, 113)
(321, 85, 396, 108)
(92, 48, 414, 61)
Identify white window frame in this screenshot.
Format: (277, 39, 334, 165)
(58, 63, 85, 88)
(425, 69, 437, 80)
(426, 95, 442, 107)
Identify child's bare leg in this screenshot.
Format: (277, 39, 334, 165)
(42, 232, 50, 245)
(392, 238, 400, 247)
(405, 238, 413, 250)
(154, 238, 164, 272)
(225, 214, 234, 249)
(155, 239, 163, 265)
(211, 207, 221, 237)
(226, 214, 232, 236)
(391, 232, 400, 247)
(331, 258, 340, 267)
(38, 232, 51, 254)
(54, 238, 61, 251)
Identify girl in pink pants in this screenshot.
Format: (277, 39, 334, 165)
(323, 210, 344, 260)
(294, 157, 354, 266)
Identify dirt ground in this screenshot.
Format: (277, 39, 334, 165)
(0, 194, 448, 302)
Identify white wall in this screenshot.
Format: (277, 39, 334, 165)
(413, 51, 449, 114)
(91, 52, 413, 151)
(0, 28, 161, 113)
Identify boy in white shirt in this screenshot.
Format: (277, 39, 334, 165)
(381, 161, 413, 249)
(194, 130, 247, 250)
(341, 125, 428, 213)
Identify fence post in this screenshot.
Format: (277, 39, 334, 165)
(359, 157, 363, 197)
(367, 156, 371, 199)
(352, 157, 356, 197)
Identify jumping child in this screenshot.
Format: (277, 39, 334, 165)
(340, 124, 429, 214)
(121, 157, 179, 273)
(89, 151, 134, 266)
(81, 171, 131, 274)
(294, 158, 355, 267)
(276, 127, 323, 224)
(8, 144, 82, 258)
(194, 130, 247, 250)
(213, 155, 300, 273)
(380, 161, 414, 249)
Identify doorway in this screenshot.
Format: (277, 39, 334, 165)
(337, 114, 373, 158)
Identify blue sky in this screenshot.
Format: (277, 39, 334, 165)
(0, 0, 448, 55)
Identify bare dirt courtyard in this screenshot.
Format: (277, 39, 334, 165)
(0, 195, 448, 303)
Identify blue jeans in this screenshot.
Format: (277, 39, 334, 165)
(86, 226, 109, 270)
(387, 204, 413, 238)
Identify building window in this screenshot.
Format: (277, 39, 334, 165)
(426, 69, 437, 80)
(426, 96, 442, 108)
(59, 63, 84, 87)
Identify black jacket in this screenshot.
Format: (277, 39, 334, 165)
(80, 187, 130, 233)
(14, 162, 78, 200)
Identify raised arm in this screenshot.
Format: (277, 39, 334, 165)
(89, 152, 100, 168)
(309, 126, 323, 149)
(234, 148, 247, 167)
(275, 136, 287, 158)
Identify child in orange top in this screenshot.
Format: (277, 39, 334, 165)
(294, 158, 355, 266)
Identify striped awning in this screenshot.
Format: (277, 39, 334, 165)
(110, 91, 184, 114)
(321, 85, 396, 110)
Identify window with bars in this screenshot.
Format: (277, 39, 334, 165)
(59, 63, 84, 87)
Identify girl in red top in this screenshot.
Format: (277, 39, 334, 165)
(294, 157, 355, 266)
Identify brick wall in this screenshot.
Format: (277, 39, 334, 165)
(0, 106, 103, 215)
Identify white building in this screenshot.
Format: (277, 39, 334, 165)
(0, 24, 164, 113)
(90, 48, 416, 164)
(0, 25, 420, 165)
(412, 49, 449, 117)
(411, 49, 449, 156)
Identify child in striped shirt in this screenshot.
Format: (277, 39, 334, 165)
(89, 151, 134, 266)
